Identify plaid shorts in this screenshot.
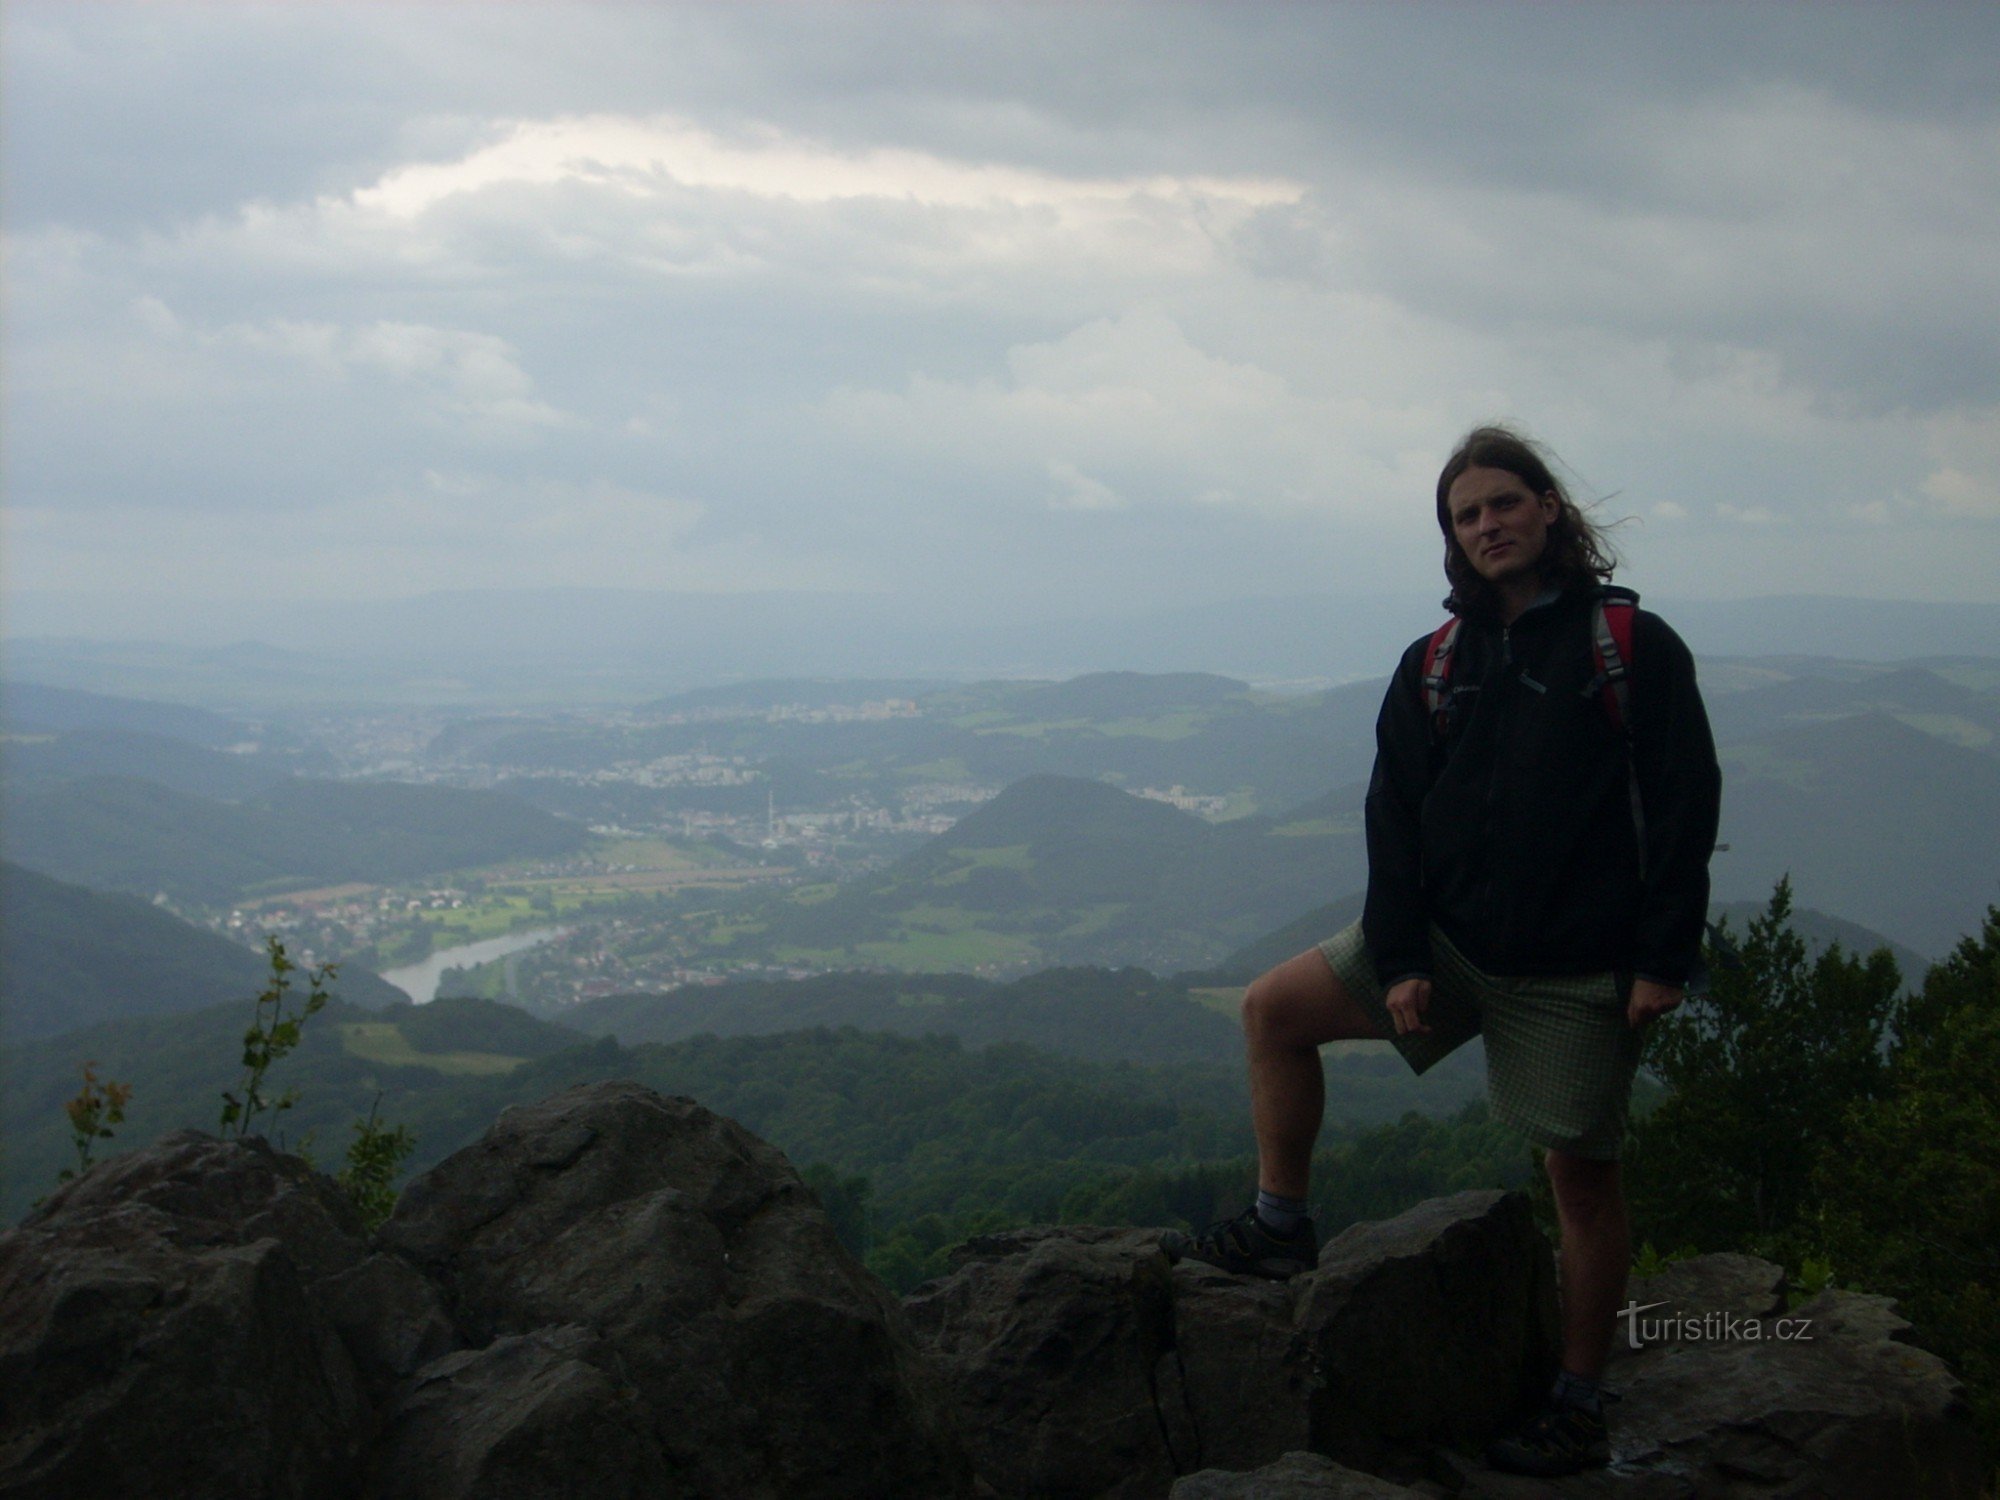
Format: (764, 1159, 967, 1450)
(1316, 920, 1643, 1160)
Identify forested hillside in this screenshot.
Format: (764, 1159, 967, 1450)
(664, 773, 1370, 973)
(2, 775, 590, 905)
(0, 862, 405, 1040)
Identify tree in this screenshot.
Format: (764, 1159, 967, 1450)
(802, 1163, 873, 1259)
(1624, 878, 1902, 1256)
(1813, 908, 2000, 1454)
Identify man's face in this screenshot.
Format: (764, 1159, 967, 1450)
(1447, 465, 1560, 589)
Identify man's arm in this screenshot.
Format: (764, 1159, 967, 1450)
(1363, 641, 1437, 990)
(1627, 976, 1683, 1028)
(1628, 614, 1722, 986)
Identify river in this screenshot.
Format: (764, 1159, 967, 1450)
(379, 926, 568, 1004)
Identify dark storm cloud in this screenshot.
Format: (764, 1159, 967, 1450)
(4, 2, 1998, 637)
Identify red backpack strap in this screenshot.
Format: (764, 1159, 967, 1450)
(1420, 617, 1463, 738)
(1590, 592, 1644, 858)
(1589, 596, 1637, 735)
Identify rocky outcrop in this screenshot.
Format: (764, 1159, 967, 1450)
(902, 1204, 1986, 1499)
(375, 1081, 972, 1499)
(1, 1086, 1985, 1499)
(0, 1082, 975, 1500)
(904, 1192, 1561, 1496)
(0, 1130, 431, 1499)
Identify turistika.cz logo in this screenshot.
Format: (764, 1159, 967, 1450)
(1618, 1300, 1815, 1350)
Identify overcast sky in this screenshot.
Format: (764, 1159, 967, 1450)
(5, 2, 1998, 647)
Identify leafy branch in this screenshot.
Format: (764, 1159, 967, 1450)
(337, 1094, 417, 1230)
(59, 1062, 133, 1184)
(219, 937, 333, 1140)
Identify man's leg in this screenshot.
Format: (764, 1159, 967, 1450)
(1243, 947, 1388, 1199)
(1544, 1149, 1629, 1380)
(1487, 1147, 1626, 1475)
(1162, 946, 1387, 1276)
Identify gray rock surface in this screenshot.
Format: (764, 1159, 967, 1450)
(1597, 1283, 1981, 1499)
(378, 1079, 975, 1499)
(0, 1131, 377, 1500)
(1298, 1191, 1560, 1470)
(903, 1225, 1190, 1499)
(905, 1191, 1561, 1497)
(369, 1325, 670, 1500)
(1169, 1451, 1427, 1498)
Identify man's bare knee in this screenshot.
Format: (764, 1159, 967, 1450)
(1545, 1150, 1624, 1221)
(1243, 949, 1382, 1048)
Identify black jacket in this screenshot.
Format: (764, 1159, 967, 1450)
(1362, 586, 1721, 988)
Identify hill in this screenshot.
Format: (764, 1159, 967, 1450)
(0, 976, 1493, 1230)
(700, 774, 1367, 973)
(2, 775, 591, 906)
(1700, 660, 2000, 753)
(1711, 712, 2000, 957)
(566, 967, 1237, 1066)
(0, 680, 247, 746)
(639, 677, 949, 712)
(434, 670, 1385, 819)
(1, 727, 301, 800)
(0, 861, 404, 1042)
(1006, 670, 1251, 719)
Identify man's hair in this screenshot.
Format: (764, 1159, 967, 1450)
(1434, 424, 1618, 617)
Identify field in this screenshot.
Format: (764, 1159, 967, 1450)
(338, 1021, 527, 1076)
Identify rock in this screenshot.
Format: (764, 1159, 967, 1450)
(1295, 1191, 1560, 1471)
(904, 1191, 1560, 1498)
(320, 1251, 457, 1380)
(905, 1226, 1188, 1499)
(7, 1101, 1981, 1500)
(1599, 1283, 1983, 1499)
(379, 1079, 974, 1499)
(0, 1132, 376, 1499)
(1436, 1262, 1985, 1500)
(1170, 1451, 1429, 1498)
(1607, 1253, 1786, 1362)
(368, 1325, 669, 1500)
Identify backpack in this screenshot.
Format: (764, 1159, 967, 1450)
(1418, 585, 1644, 848)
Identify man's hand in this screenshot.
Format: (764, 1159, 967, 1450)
(1385, 977, 1433, 1036)
(1627, 977, 1683, 1029)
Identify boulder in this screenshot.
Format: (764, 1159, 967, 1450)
(905, 1191, 1560, 1497)
(378, 1079, 974, 1499)
(903, 1226, 1189, 1499)
(0, 1132, 380, 1499)
(1296, 1191, 1560, 1470)
(368, 1325, 670, 1500)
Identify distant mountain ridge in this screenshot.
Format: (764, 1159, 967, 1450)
(16, 588, 1996, 705)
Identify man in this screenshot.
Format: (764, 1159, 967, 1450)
(1161, 425, 1722, 1477)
